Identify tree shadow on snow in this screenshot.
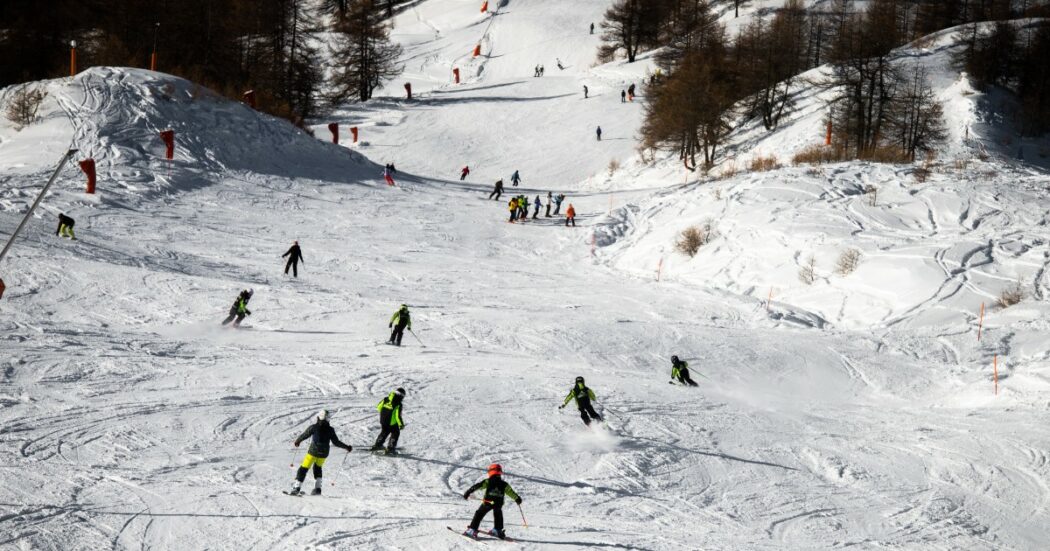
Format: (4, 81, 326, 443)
(413, 93, 575, 107)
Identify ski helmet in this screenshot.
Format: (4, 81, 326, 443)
(395, 387, 406, 397)
(575, 376, 585, 385)
(672, 355, 680, 363)
(488, 463, 503, 477)
(317, 409, 329, 422)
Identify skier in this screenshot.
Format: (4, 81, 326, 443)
(221, 289, 253, 326)
(671, 355, 699, 386)
(596, 126, 603, 141)
(620, 90, 626, 103)
(518, 195, 529, 221)
(590, 22, 595, 34)
(383, 166, 396, 186)
(627, 83, 635, 101)
(556, 58, 564, 70)
(545, 191, 553, 217)
(539, 65, 545, 76)
(583, 85, 589, 99)
(388, 304, 411, 346)
(533, 65, 540, 77)
(461, 463, 522, 540)
(508, 197, 518, 222)
(371, 387, 406, 454)
(565, 204, 576, 227)
(559, 376, 602, 425)
(553, 193, 565, 215)
(56, 213, 76, 240)
(511, 170, 521, 187)
(460, 166, 470, 181)
(532, 195, 541, 219)
(489, 179, 504, 200)
(288, 409, 352, 496)
(281, 240, 304, 278)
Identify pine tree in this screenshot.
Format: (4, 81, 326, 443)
(329, 0, 403, 102)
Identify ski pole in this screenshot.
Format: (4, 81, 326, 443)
(408, 328, 425, 347)
(331, 451, 350, 486)
(289, 449, 299, 468)
(517, 503, 528, 528)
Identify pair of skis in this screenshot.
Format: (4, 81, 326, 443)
(447, 526, 516, 543)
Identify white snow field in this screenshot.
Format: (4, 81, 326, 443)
(2, 1, 1050, 550)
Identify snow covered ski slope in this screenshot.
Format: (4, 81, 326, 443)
(2, 1, 1050, 550)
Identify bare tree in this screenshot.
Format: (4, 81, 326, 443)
(329, 0, 403, 102)
(5, 84, 47, 128)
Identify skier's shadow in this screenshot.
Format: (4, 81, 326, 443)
(621, 435, 798, 471)
(511, 537, 654, 550)
(394, 455, 638, 498)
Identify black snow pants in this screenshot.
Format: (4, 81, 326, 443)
(469, 502, 504, 532)
(677, 369, 699, 387)
(577, 401, 602, 425)
(389, 322, 407, 345)
(222, 313, 246, 326)
(489, 189, 502, 200)
(373, 423, 401, 451)
(284, 258, 299, 277)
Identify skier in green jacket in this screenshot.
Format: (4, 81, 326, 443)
(288, 409, 352, 495)
(221, 289, 253, 326)
(671, 355, 698, 386)
(461, 463, 522, 540)
(371, 388, 406, 454)
(559, 376, 603, 425)
(387, 304, 411, 346)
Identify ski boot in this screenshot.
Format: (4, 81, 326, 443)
(311, 487, 322, 496)
(370, 443, 383, 452)
(463, 528, 479, 539)
(384, 447, 399, 456)
(488, 529, 505, 540)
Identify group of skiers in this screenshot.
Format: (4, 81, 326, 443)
(284, 352, 698, 540)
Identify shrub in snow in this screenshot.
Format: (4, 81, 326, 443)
(5, 84, 47, 129)
(608, 158, 621, 175)
(675, 224, 711, 258)
(836, 248, 862, 276)
(997, 280, 1024, 309)
(799, 255, 817, 285)
(748, 155, 781, 172)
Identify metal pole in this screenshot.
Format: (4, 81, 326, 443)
(0, 149, 78, 266)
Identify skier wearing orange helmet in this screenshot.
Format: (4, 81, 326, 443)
(460, 463, 522, 540)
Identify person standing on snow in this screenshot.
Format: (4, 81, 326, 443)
(221, 289, 253, 326)
(288, 409, 352, 495)
(627, 83, 636, 101)
(545, 191, 553, 217)
(282, 240, 304, 278)
(620, 90, 626, 103)
(56, 213, 76, 240)
(460, 463, 523, 540)
(553, 193, 565, 215)
(671, 355, 699, 386)
(371, 387, 406, 454)
(388, 304, 411, 346)
(511, 170, 521, 187)
(532, 195, 541, 219)
(519, 196, 529, 221)
(583, 85, 589, 99)
(460, 166, 470, 181)
(596, 126, 603, 141)
(489, 179, 504, 200)
(508, 197, 518, 222)
(559, 376, 603, 425)
(565, 203, 576, 227)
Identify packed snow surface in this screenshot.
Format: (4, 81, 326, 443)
(2, 1, 1049, 550)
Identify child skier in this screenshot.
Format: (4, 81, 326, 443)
(671, 355, 699, 386)
(545, 191, 553, 217)
(288, 409, 352, 495)
(559, 376, 602, 425)
(511, 170, 521, 187)
(221, 289, 253, 326)
(371, 388, 406, 454)
(508, 197, 518, 222)
(596, 126, 603, 140)
(461, 463, 522, 540)
(388, 304, 411, 346)
(553, 193, 565, 215)
(56, 213, 76, 240)
(565, 204, 576, 227)
(460, 166, 470, 181)
(532, 195, 541, 219)
(281, 240, 304, 278)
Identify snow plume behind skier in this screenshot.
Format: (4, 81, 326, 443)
(288, 409, 352, 496)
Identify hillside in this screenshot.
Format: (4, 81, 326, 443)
(1, 1, 1049, 550)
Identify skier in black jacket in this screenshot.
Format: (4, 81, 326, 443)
(489, 179, 504, 200)
(387, 304, 411, 346)
(221, 289, 253, 326)
(282, 240, 304, 278)
(461, 463, 522, 540)
(289, 409, 352, 495)
(56, 213, 76, 240)
(559, 376, 603, 425)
